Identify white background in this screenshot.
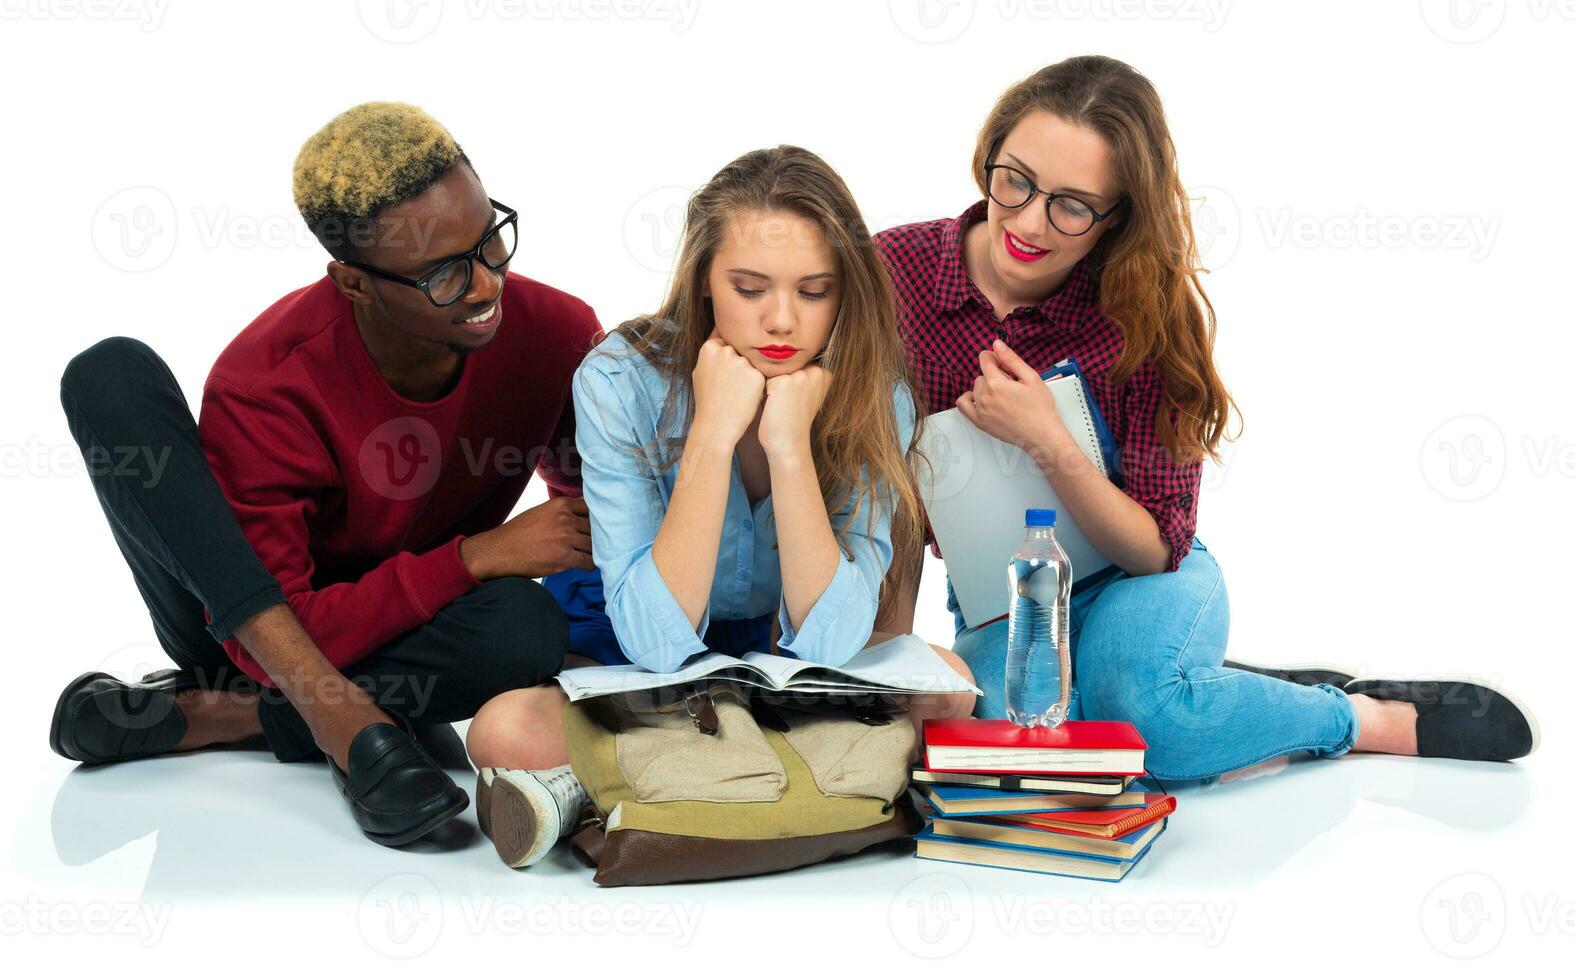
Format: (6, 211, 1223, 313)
(2, 0, 1571, 974)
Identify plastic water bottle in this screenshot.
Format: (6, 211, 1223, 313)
(1005, 508, 1073, 728)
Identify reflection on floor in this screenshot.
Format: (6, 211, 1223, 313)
(17, 721, 1534, 907)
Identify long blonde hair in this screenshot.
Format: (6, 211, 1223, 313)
(609, 145, 926, 596)
(973, 55, 1240, 463)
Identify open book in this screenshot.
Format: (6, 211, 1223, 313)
(554, 632, 982, 703)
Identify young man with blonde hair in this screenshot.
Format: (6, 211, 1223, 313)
(51, 103, 600, 846)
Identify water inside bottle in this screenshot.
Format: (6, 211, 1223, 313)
(1005, 548, 1071, 728)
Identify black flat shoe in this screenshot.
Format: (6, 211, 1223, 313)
(137, 665, 258, 694)
(1344, 676, 1539, 762)
(327, 717, 469, 847)
(1224, 659, 1357, 688)
(50, 670, 194, 765)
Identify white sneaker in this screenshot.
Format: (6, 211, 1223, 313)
(478, 765, 591, 869)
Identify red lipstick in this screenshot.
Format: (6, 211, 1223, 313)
(756, 345, 799, 361)
(1003, 228, 1051, 264)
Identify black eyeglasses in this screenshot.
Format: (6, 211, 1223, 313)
(342, 199, 519, 307)
(983, 164, 1121, 237)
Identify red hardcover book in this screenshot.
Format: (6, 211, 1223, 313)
(922, 719, 1147, 776)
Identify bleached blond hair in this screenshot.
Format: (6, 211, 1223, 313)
(292, 101, 468, 258)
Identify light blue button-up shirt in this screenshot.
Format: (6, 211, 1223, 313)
(572, 328, 918, 674)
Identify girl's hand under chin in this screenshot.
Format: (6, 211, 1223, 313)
(692, 332, 767, 447)
(759, 364, 831, 461)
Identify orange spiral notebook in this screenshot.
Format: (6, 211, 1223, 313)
(979, 794, 1175, 839)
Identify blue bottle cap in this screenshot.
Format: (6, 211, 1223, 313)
(1026, 508, 1057, 527)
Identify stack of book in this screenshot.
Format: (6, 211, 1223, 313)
(912, 719, 1173, 882)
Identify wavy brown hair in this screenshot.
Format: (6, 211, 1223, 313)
(973, 55, 1239, 463)
(606, 145, 927, 600)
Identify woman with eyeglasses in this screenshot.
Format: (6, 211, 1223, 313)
(874, 55, 1536, 781)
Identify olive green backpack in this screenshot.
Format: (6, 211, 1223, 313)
(563, 681, 925, 886)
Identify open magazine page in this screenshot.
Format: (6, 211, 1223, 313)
(555, 634, 979, 701)
(740, 634, 981, 695)
(553, 653, 765, 702)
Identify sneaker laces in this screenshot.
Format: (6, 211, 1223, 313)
(537, 765, 590, 827)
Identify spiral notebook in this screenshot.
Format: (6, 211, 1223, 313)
(913, 357, 1117, 629)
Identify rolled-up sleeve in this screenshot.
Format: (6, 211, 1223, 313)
(573, 360, 709, 673)
(776, 382, 919, 665)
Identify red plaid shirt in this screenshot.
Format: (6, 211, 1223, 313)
(875, 200, 1200, 573)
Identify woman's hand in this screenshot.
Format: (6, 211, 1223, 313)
(759, 365, 832, 462)
(957, 339, 1072, 457)
(692, 333, 766, 448)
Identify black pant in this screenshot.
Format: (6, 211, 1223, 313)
(59, 337, 568, 762)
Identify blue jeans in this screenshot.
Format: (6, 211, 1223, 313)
(949, 538, 1358, 782)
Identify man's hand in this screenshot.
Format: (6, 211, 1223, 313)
(460, 496, 595, 580)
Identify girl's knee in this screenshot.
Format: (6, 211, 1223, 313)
(465, 686, 565, 770)
(931, 643, 975, 685)
(929, 643, 977, 717)
(1080, 669, 1235, 779)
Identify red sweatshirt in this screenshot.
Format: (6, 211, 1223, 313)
(197, 273, 601, 685)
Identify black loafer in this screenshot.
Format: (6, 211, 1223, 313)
(50, 670, 193, 765)
(1225, 659, 1357, 688)
(137, 665, 258, 694)
(1345, 676, 1539, 762)
(327, 716, 469, 847)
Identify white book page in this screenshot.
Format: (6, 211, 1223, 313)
(554, 652, 761, 702)
(740, 633, 981, 695)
